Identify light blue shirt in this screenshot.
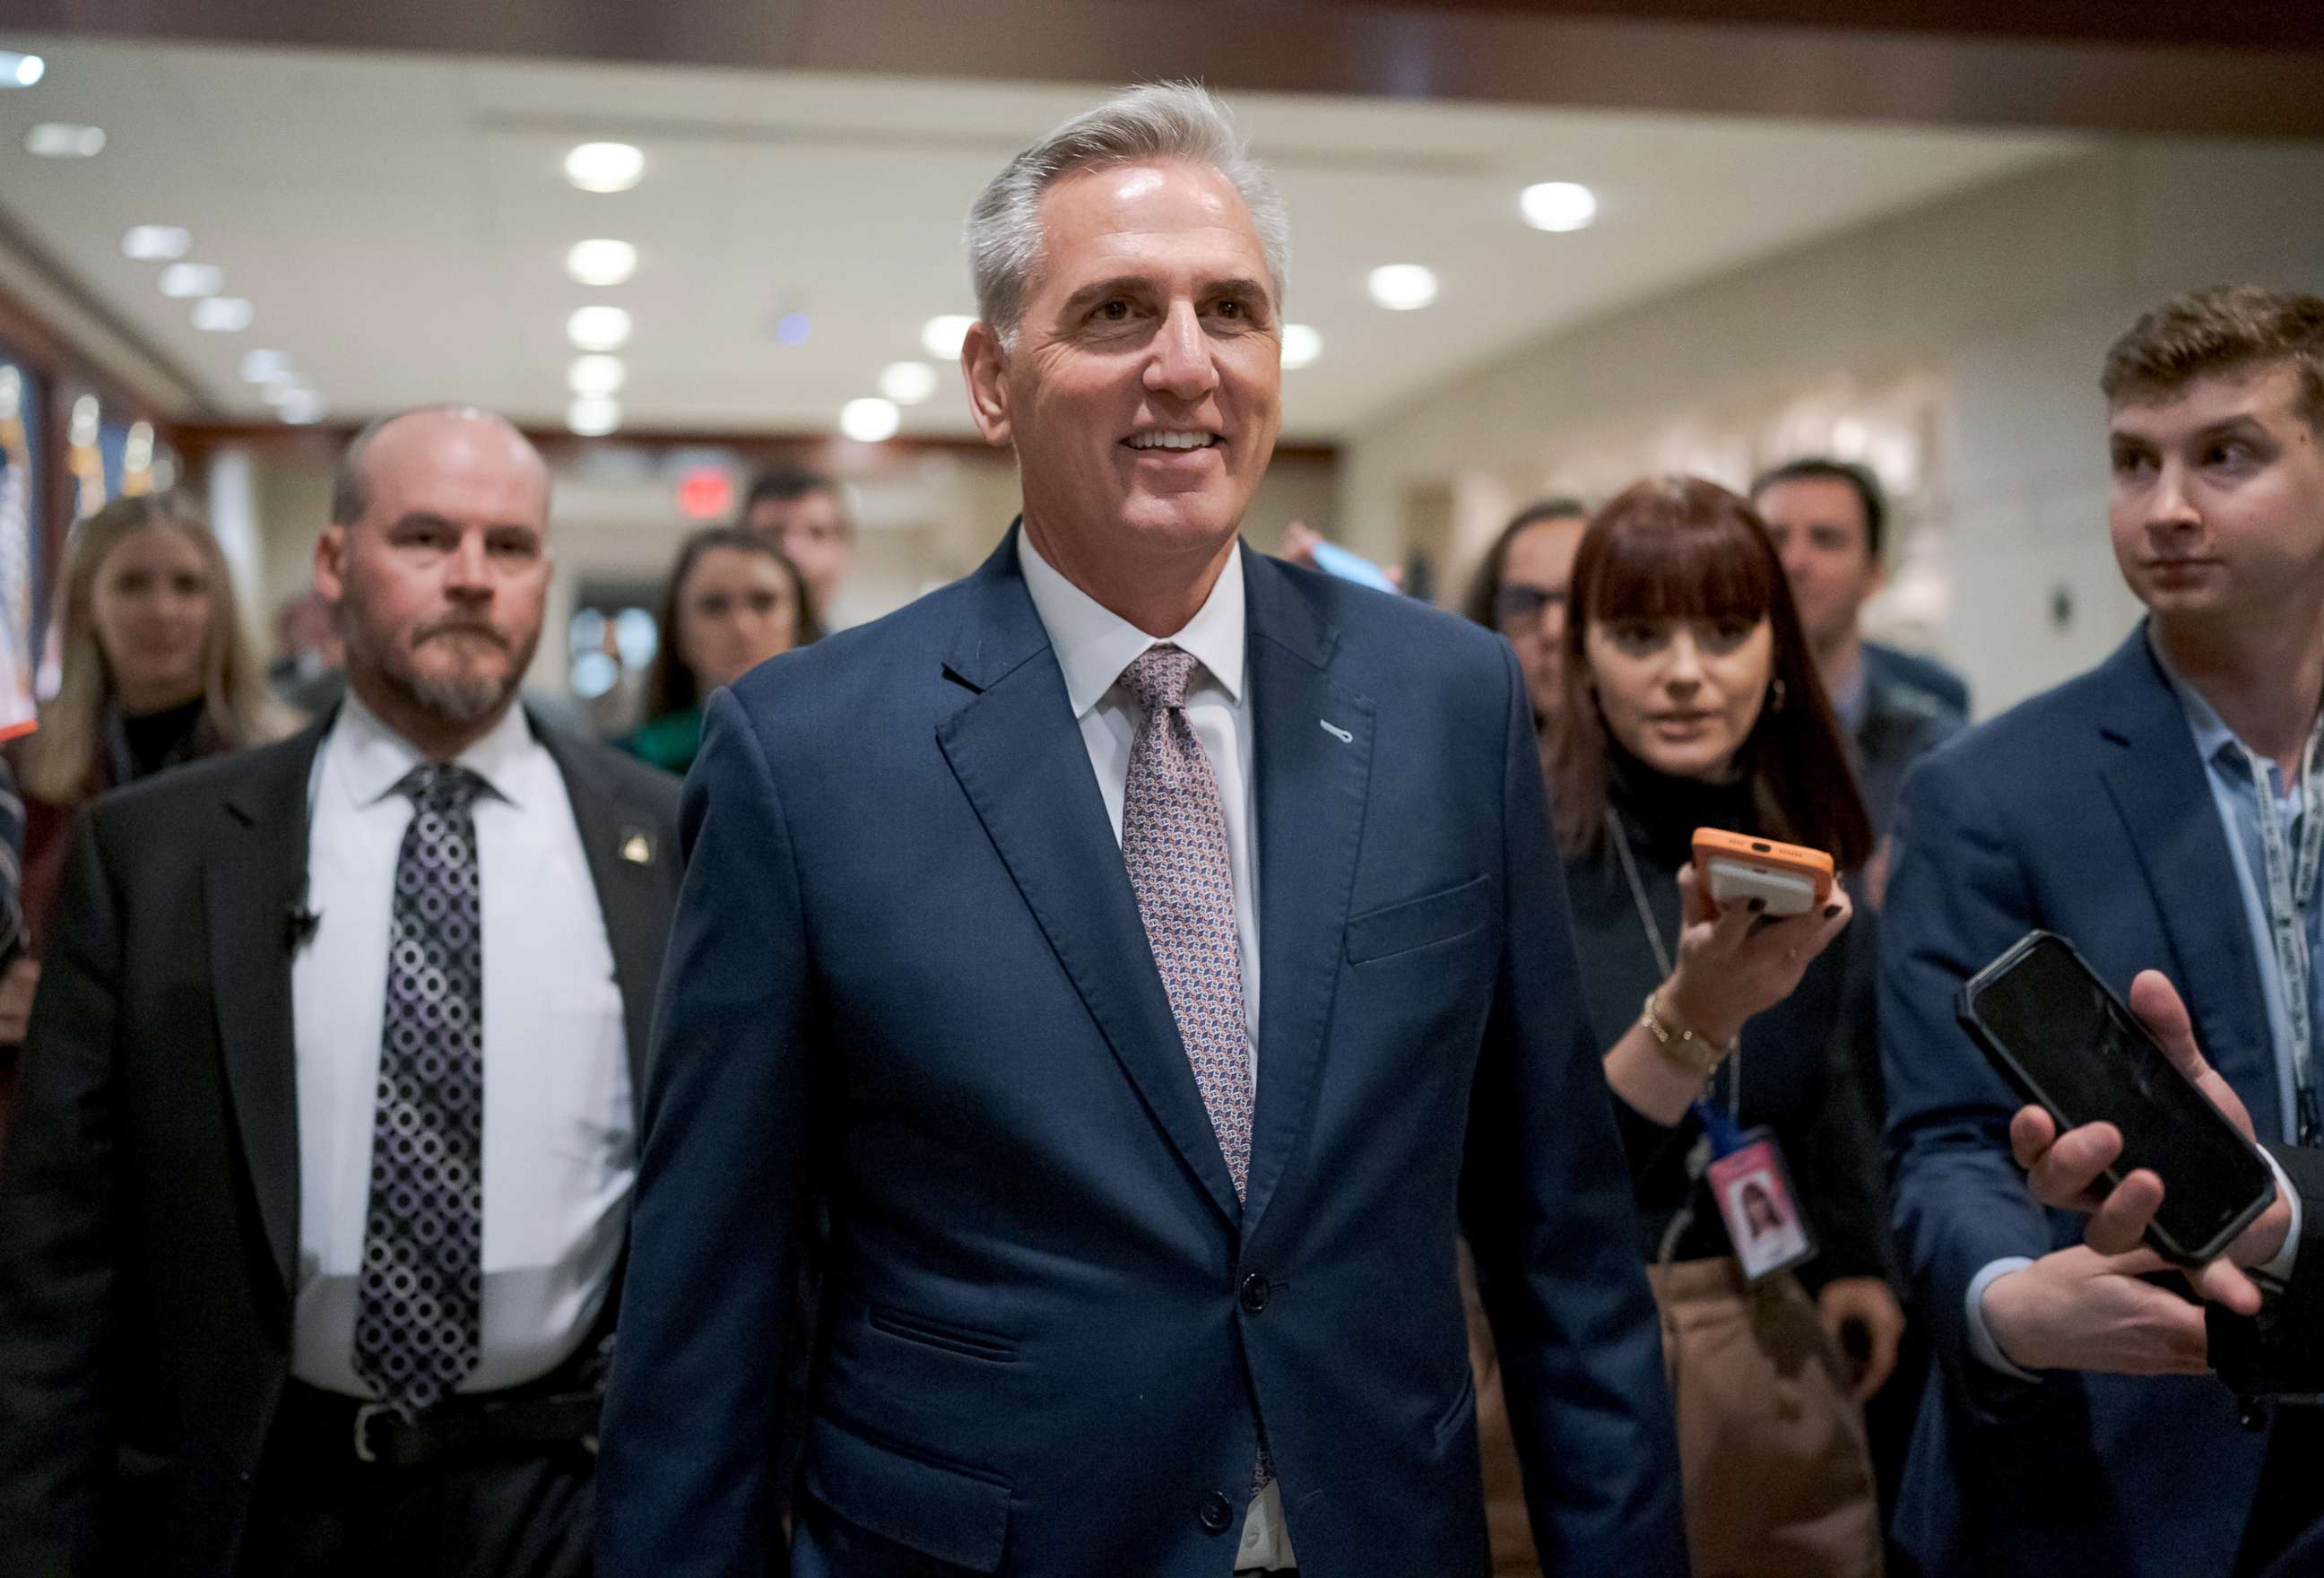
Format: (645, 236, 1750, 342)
(1966, 635, 2315, 1377)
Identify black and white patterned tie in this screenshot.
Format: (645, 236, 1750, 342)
(353, 762, 487, 1418)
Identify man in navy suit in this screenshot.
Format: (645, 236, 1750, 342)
(596, 84, 1685, 1577)
(1882, 284, 2324, 1577)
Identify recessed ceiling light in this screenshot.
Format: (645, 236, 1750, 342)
(278, 390, 327, 425)
(159, 262, 222, 299)
(1281, 324, 1322, 370)
(564, 143, 643, 195)
(240, 348, 292, 384)
(192, 297, 254, 333)
(568, 354, 626, 396)
(921, 315, 976, 360)
(1366, 264, 1437, 312)
(567, 305, 632, 351)
(26, 123, 106, 159)
(261, 381, 308, 407)
(122, 225, 191, 261)
(840, 397, 900, 444)
(878, 361, 939, 405)
(1519, 181, 1599, 233)
(1, 51, 44, 88)
(566, 238, 637, 287)
(568, 396, 621, 437)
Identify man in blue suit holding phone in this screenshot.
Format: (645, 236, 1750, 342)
(1882, 284, 2324, 1577)
(596, 84, 1684, 1577)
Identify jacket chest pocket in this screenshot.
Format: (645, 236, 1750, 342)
(1346, 874, 1493, 965)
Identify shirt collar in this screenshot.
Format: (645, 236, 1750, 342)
(331, 683, 533, 810)
(1017, 525, 1246, 718)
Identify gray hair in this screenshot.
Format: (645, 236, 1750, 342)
(330, 403, 535, 525)
(966, 82, 1290, 346)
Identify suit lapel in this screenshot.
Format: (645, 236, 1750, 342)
(534, 722, 670, 1099)
(2093, 630, 2282, 1137)
(209, 724, 329, 1296)
(1240, 550, 1372, 1237)
(935, 530, 1244, 1227)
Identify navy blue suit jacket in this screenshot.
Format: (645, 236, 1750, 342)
(1882, 628, 2276, 1578)
(597, 532, 1685, 1577)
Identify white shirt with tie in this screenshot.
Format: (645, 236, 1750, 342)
(1016, 529, 1292, 1569)
(288, 689, 635, 1398)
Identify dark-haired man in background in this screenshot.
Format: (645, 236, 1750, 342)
(1754, 457, 1966, 847)
(742, 465, 859, 629)
(1880, 285, 2324, 1578)
(0, 405, 681, 1576)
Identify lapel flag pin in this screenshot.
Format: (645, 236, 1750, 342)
(620, 830, 653, 865)
(1319, 719, 1353, 743)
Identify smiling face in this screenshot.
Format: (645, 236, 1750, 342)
(964, 158, 1283, 611)
(91, 522, 212, 713)
(2107, 364, 2324, 634)
(1583, 611, 1775, 782)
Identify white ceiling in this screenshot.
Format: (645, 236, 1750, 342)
(0, 35, 2082, 442)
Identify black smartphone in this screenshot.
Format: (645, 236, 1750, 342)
(1956, 930, 2275, 1266)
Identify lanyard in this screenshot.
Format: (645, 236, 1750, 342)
(1606, 809, 1741, 1125)
(2240, 722, 2324, 1146)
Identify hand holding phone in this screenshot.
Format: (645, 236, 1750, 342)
(1959, 933, 2276, 1267)
(1691, 828, 1834, 919)
(2007, 967, 2290, 1314)
(1659, 849, 1852, 1049)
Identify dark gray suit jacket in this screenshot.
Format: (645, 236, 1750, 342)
(0, 711, 680, 1578)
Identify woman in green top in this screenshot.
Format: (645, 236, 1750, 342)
(629, 526, 819, 774)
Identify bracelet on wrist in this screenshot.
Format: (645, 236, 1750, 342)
(1640, 988, 1732, 1076)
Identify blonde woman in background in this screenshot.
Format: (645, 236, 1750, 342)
(1, 494, 282, 1102)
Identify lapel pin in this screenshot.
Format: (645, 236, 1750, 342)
(620, 830, 654, 865)
(1319, 719, 1353, 744)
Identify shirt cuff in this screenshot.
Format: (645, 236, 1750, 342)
(2259, 1148, 2302, 1283)
(1966, 1256, 2042, 1381)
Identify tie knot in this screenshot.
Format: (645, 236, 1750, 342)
(1122, 643, 1200, 715)
(395, 761, 487, 814)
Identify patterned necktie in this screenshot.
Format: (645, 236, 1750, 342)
(353, 762, 487, 1418)
(1119, 644, 1254, 1201)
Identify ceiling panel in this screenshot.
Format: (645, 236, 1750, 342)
(0, 35, 2083, 440)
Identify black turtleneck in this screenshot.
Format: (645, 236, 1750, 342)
(1558, 750, 1893, 1287)
(115, 695, 209, 785)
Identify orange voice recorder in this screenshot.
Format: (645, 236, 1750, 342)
(1690, 828, 1834, 918)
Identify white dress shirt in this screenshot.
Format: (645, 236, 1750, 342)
(1017, 530, 1292, 1569)
(1017, 528, 1261, 1049)
(290, 689, 634, 1397)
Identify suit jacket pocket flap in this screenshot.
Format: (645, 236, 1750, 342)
(1345, 874, 1492, 964)
(806, 1414, 1010, 1572)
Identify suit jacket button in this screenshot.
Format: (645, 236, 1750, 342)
(1239, 1271, 1270, 1314)
(1200, 1489, 1236, 1533)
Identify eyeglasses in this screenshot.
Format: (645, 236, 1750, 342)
(1494, 585, 1567, 631)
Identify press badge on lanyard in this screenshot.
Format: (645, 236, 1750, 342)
(1695, 1100, 1817, 1285)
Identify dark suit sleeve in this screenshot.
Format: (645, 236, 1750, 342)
(1460, 642, 1688, 1575)
(598, 688, 815, 1578)
(1881, 751, 2052, 1400)
(0, 813, 125, 1574)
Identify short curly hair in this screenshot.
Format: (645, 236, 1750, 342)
(2102, 285, 2324, 429)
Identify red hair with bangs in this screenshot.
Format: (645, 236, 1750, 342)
(1544, 476, 1874, 866)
